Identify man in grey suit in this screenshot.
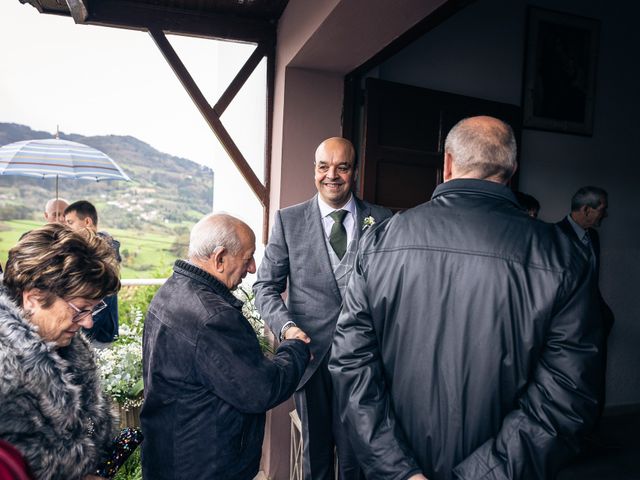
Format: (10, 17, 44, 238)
(254, 137, 392, 480)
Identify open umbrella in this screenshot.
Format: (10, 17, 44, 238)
(0, 137, 131, 198)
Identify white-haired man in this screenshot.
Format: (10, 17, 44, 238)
(330, 116, 604, 480)
(141, 213, 310, 480)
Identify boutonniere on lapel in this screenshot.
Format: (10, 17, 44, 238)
(362, 215, 376, 231)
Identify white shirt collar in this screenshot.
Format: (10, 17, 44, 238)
(317, 193, 356, 218)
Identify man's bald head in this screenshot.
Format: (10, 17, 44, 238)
(313, 137, 357, 209)
(44, 198, 69, 224)
(314, 137, 356, 167)
(444, 116, 517, 184)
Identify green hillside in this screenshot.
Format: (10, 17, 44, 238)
(0, 123, 213, 277)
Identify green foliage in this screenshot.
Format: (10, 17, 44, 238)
(168, 230, 190, 258)
(0, 220, 182, 278)
(0, 219, 41, 266)
(119, 284, 161, 323)
(112, 448, 142, 480)
(0, 204, 32, 220)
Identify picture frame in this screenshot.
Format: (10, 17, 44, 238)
(522, 7, 600, 136)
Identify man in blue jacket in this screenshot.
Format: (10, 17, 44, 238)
(141, 213, 310, 480)
(64, 200, 121, 344)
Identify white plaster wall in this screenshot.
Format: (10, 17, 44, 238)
(371, 0, 640, 408)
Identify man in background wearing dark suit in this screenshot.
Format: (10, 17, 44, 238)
(556, 186, 612, 333)
(254, 137, 392, 480)
(557, 186, 613, 423)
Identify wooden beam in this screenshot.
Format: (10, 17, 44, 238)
(149, 28, 267, 207)
(65, 0, 88, 23)
(88, 1, 275, 44)
(262, 43, 276, 244)
(214, 42, 269, 117)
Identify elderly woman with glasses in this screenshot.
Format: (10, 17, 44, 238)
(0, 223, 120, 480)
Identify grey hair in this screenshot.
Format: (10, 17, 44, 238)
(444, 117, 517, 181)
(188, 213, 243, 260)
(571, 186, 607, 211)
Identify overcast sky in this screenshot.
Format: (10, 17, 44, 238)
(0, 1, 266, 238)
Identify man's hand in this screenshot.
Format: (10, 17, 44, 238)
(407, 475, 428, 480)
(283, 326, 311, 343)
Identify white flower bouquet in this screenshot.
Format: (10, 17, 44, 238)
(97, 307, 144, 410)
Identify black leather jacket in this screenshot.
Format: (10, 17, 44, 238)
(141, 260, 309, 480)
(329, 179, 604, 480)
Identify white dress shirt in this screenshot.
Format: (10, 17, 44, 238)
(318, 194, 357, 247)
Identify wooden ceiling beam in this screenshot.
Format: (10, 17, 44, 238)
(64, 0, 89, 23)
(149, 27, 268, 207)
(214, 42, 268, 117)
(88, 1, 275, 44)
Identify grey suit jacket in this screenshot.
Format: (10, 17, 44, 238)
(254, 194, 392, 388)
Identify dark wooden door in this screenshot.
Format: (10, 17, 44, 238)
(359, 78, 522, 210)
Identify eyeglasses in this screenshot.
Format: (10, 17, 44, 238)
(66, 299, 108, 323)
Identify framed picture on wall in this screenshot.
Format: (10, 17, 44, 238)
(522, 7, 600, 136)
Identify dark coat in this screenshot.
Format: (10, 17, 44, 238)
(0, 289, 116, 480)
(141, 260, 310, 480)
(329, 179, 604, 480)
(556, 217, 615, 334)
(84, 231, 121, 343)
(253, 195, 392, 388)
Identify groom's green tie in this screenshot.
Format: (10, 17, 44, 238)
(329, 210, 348, 260)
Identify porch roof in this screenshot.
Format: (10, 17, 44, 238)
(18, 0, 288, 43)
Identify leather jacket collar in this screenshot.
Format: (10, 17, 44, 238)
(432, 178, 519, 207)
(173, 259, 244, 310)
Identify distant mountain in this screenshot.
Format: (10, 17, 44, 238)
(0, 123, 213, 232)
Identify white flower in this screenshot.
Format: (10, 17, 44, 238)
(362, 216, 376, 230)
(96, 307, 144, 406)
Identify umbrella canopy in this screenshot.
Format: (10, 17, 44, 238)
(0, 138, 131, 182)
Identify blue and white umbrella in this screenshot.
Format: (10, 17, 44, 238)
(0, 137, 131, 198)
